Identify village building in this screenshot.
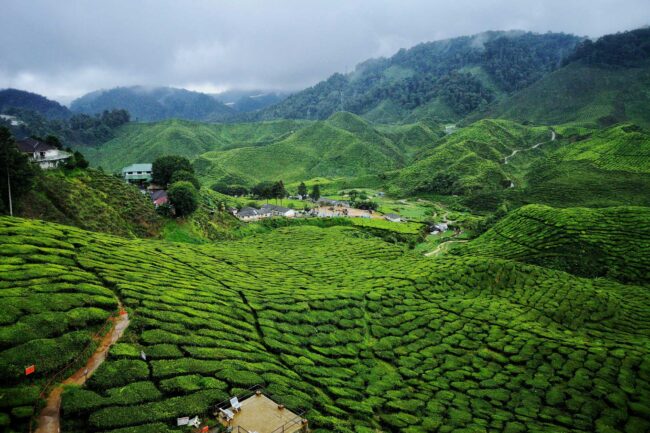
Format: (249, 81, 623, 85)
(384, 213, 402, 222)
(15, 138, 71, 169)
(150, 190, 168, 207)
(1, 114, 25, 126)
(317, 197, 349, 207)
(260, 203, 295, 218)
(122, 163, 153, 184)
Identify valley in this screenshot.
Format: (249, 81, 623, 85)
(1, 21, 650, 433)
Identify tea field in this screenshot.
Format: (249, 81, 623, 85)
(1, 215, 649, 433)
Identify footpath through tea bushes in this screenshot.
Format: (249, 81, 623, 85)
(0, 215, 649, 433)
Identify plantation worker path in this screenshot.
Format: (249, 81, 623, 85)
(504, 129, 556, 164)
(34, 307, 130, 433)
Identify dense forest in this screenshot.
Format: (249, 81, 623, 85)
(256, 31, 580, 121)
(0, 88, 71, 119)
(0, 108, 130, 146)
(565, 27, 650, 66)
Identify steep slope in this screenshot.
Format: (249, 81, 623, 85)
(520, 123, 650, 208)
(71, 86, 235, 122)
(194, 112, 406, 186)
(388, 119, 550, 195)
(213, 90, 290, 113)
(1, 217, 648, 433)
(80, 119, 307, 172)
(17, 169, 160, 237)
(485, 28, 650, 128)
(450, 204, 650, 284)
(0, 88, 71, 119)
(256, 31, 579, 122)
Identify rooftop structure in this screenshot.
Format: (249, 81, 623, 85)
(15, 138, 71, 169)
(216, 390, 306, 433)
(122, 163, 153, 183)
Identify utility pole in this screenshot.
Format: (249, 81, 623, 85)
(4, 154, 11, 217)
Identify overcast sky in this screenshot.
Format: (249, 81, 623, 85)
(1, 0, 648, 104)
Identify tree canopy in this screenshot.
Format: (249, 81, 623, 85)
(0, 127, 35, 213)
(167, 181, 198, 217)
(152, 155, 194, 186)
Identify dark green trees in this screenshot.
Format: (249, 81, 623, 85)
(297, 182, 308, 198)
(170, 170, 200, 190)
(152, 156, 194, 186)
(0, 127, 35, 214)
(167, 181, 198, 217)
(311, 184, 321, 202)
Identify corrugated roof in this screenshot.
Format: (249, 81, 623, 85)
(15, 138, 55, 153)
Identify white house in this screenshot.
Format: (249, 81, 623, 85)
(16, 138, 71, 169)
(260, 204, 295, 218)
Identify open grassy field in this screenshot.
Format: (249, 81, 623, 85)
(1, 216, 649, 433)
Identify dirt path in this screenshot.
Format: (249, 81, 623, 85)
(504, 130, 556, 165)
(425, 239, 468, 257)
(35, 308, 130, 433)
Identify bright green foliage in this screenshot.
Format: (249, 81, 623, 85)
(0, 218, 118, 431)
(80, 119, 309, 173)
(450, 204, 650, 284)
(17, 168, 160, 237)
(389, 119, 549, 195)
(0, 216, 647, 432)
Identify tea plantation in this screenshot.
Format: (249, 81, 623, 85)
(1, 216, 649, 433)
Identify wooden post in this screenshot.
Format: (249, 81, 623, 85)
(301, 419, 309, 432)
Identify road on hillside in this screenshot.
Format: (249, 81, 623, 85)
(504, 129, 556, 165)
(35, 306, 130, 433)
(504, 129, 556, 188)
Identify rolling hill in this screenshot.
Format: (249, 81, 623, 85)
(79, 119, 309, 173)
(450, 204, 650, 284)
(71, 86, 235, 122)
(0, 217, 648, 433)
(254, 31, 579, 122)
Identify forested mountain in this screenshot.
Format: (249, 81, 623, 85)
(254, 31, 580, 122)
(213, 90, 290, 112)
(0, 88, 71, 119)
(71, 86, 235, 122)
(482, 28, 650, 128)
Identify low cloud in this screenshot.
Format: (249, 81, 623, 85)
(1, 0, 648, 104)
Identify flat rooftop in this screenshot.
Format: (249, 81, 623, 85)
(218, 394, 304, 433)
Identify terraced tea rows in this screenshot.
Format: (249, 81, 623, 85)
(0, 219, 120, 431)
(450, 205, 650, 284)
(0, 217, 649, 433)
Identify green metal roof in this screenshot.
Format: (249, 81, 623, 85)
(122, 163, 152, 174)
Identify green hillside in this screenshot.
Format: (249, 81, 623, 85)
(518, 124, 650, 208)
(80, 119, 308, 173)
(17, 169, 160, 237)
(388, 119, 550, 196)
(450, 205, 650, 284)
(194, 112, 412, 186)
(485, 61, 650, 128)
(1, 217, 648, 433)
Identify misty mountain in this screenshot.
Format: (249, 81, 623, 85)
(70, 86, 235, 122)
(213, 90, 291, 113)
(0, 88, 72, 119)
(255, 31, 580, 122)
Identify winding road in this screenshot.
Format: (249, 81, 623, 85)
(504, 129, 556, 165)
(35, 308, 130, 433)
(425, 239, 468, 257)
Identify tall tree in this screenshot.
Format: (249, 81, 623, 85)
(0, 127, 35, 215)
(152, 155, 193, 186)
(297, 182, 307, 198)
(272, 180, 287, 205)
(311, 184, 321, 202)
(251, 181, 275, 203)
(167, 181, 198, 217)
